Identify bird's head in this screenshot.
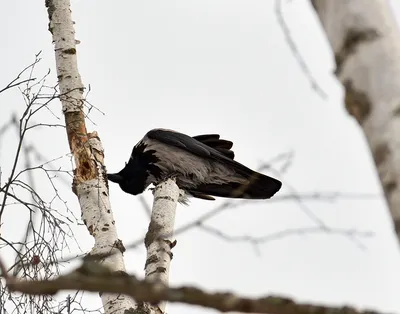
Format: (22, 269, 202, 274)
(107, 141, 162, 196)
(107, 162, 149, 195)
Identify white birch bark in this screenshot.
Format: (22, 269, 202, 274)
(77, 135, 137, 313)
(46, 0, 137, 312)
(144, 179, 180, 313)
(311, 0, 400, 243)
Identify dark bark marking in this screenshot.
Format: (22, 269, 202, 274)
(393, 104, 400, 116)
(335, 28, 380, 76)
(144, 255, 159, 269)
(373, 142, 390, 166)
(144, 220, 163, 248)
(147, 267, 167, 277)
(344, 80, 371, 125)
(63, 48, 76, 55)
(394, 219, 400, 238)
(114, 239, 126, 253)
(154, 195, 174, 202)
(383, 180, 397, 195)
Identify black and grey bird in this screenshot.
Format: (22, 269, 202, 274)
(107, 128, 282, 202)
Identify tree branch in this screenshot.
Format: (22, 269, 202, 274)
(275, 0, 327, 99)
(197, 223, 374, 245)
(1, 261, 384, 314)
(144, 178, 180, 312)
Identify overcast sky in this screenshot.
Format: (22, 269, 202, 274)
(1, 1, 400, 314)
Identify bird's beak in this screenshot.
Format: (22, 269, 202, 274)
(107, 173, 124, 183)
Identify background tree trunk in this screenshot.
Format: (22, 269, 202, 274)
(311, 0, 400, 244)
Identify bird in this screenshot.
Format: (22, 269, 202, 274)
(107, 128, 282, 203)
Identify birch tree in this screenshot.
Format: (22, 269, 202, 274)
(45, 0, 137, 312)
(46, 0, 181, 313)
(311, 0, 400, 244)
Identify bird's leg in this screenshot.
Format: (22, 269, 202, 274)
(153, 171, 179, 186)
(178, 189, 189, 205)
(150, 171, 180, 193)
(151, 172, 188, 204)
(162, 172, 188, 204)
(165, 171, 179, 181)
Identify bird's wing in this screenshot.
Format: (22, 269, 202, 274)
(146, 129, 252, 176)
(192, 134, 233, 149)
(192, 134, 234, 159)
(146, 129, 282, 199)
(191, 134, 220, 142)
(147, 129, 213, 158)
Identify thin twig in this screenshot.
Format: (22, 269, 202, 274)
(275, 0, 328, 99)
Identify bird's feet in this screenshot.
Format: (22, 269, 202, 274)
(150, 172, 179, 192)
(153, 172, 179, 187)
(149, 185, 186, 204)
(150, 173, 187, 204)
(178, 189, 189, 205)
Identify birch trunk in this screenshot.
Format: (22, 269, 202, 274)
(45, 0, 137, 312)
(144, 179, 180, 313)
(311, 0, 400, 243)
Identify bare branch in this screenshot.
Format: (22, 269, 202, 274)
(1, 260, 384, 314)
(264, 162, 375, 249)
(0, 52, 41, 94)
(139, 195, 152, 218)
(197, 223, 374, 244)
(275, 0, 327, 99)
(0, 55, 84, 313)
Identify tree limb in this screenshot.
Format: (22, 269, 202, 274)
(1, 261, 384, 314)
(144, 178, 180, 312)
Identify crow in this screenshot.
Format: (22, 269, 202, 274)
(107, 128, 282, 202)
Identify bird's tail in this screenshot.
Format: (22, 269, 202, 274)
(191, 170, 281, 200)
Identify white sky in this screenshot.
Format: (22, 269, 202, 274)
(1, 1, 400, 314)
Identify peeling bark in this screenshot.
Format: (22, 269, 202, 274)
(144, 179, 179, 313)
(45, 0, 137, 312)
(312, 0, 400, 242)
